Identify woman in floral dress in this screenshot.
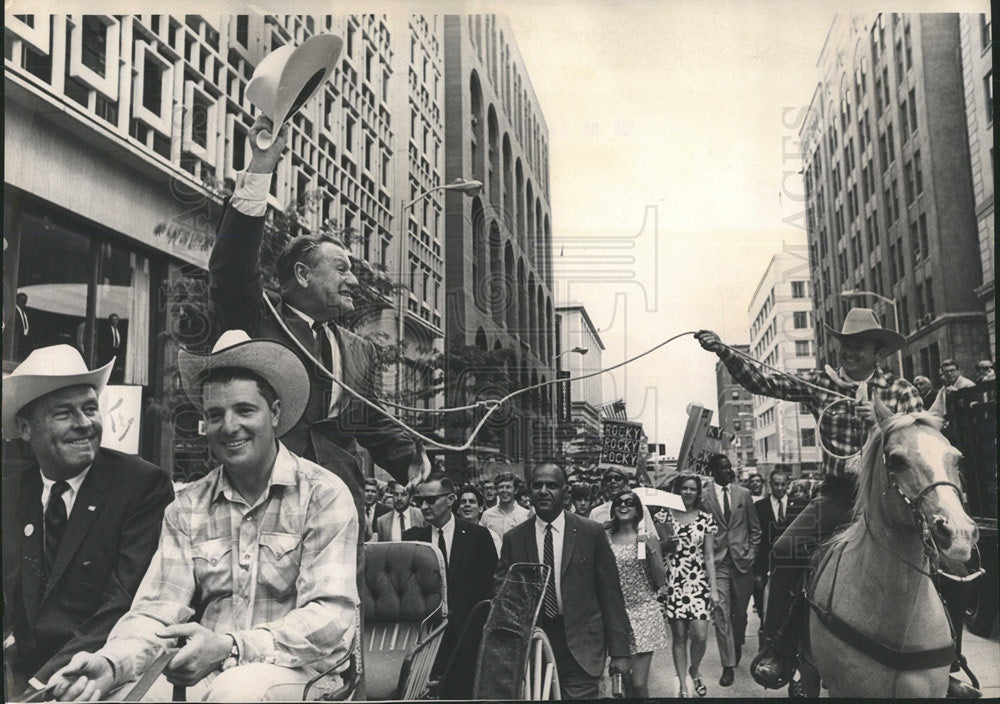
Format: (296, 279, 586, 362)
(661, 474, 719, 697)
(605, 490, 669, 698)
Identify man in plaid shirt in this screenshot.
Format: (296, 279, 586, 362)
(696, 308, 923, 692)
(49, 332, 359, 701)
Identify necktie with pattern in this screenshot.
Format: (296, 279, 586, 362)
(543, 524, 558, 617)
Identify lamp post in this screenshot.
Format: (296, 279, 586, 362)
(840, 289, 904, 376)
(395, 178, 483, 404)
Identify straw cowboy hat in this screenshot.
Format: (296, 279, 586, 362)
(2, 346, 113, 436)
(246, 33, 343, 149)
(824, 307, 906, 353)
(178, 330, 309, 437)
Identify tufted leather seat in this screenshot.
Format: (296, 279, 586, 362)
(358, 541, 448, 701)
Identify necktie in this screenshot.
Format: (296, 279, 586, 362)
(723, 486, 731, 523)
(111, 325, 120, 348)
(542, 524, 558, 617)
(44, 481, 71, 577)
(312, 321, 333, 374)
(778, 498, 785, 523)
(398, 511, 406, 532)
(438, 528, 448, 566)
(18, 307, 28, 334)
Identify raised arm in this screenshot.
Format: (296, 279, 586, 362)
(695, 330, 819, 404)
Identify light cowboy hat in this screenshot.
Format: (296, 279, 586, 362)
(178, 330, 309, 437)
(824, 307, 906, 353)
(2, 345, 113, 436)
(246, 33, 343, 149)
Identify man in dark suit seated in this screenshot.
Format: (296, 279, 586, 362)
(752, 469, 791, 618)
(404, 473, 497, 698)
(2, 345, 173, 697)
(495, 464, 632, 700)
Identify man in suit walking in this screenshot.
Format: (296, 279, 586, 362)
(404, 473, 497, 698)
(95, 314, 127, 383)
(362, 477, 391, 540)
(752, 469, 791, 618)
(495, 464, 632, 700)
(376, 482, 424, 541)
(12, 291, 33, 361)
(700, 453, 761, 687)
(2, 345, 173, 696)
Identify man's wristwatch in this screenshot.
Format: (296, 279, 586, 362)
(221, 634, 239, 671)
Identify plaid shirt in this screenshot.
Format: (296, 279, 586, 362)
(717, 347, 923, 476)
(98, 443, 359, 685)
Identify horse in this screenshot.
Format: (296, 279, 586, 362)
(805, 398, 980, 698)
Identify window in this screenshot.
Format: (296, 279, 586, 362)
(133, 42, 173, 135)
(182, 82, 218, 166)
(345, 115, 355, 152)
(908, 89, 918, 133)
(986, 71, 994, 125)
(69, 15, 120, 99)
(904, 160, 915, 204)
(793, 311, 809, 329)
(900, 295, 910, 334)
(801, 428, 817, 447)
(791, 281, 806, 298)
(886, 123, 895, 162)
(982, 14, 993, 50)
(235, 15, 248, 47)
(795, 340, 811, 357)
(904, 23, 913, 69)
(900, 99, 909, 142)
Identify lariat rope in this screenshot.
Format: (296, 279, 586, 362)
(260, 291, 864, 455)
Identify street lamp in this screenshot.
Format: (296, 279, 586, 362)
(395, 178, 484, 402)
(554, 346, 588, 363)
(840, 289, 904, 375)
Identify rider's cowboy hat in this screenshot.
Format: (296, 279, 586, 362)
(246, 34, 343, 149)
(2, 346, 113, 436)
(178, 330, 309, 436)
(825, 308, 906, 353)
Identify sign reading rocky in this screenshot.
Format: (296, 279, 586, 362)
(599, 419, 644, 471)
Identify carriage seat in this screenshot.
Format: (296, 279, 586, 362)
(360, 541, 448, 700)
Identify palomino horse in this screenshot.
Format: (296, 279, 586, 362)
(806, 399, 979, 698)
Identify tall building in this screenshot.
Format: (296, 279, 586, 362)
(555, 304, 605, 435)
(800, 13, 990, 383)
(958, 13, 994, 357)
(747, 251, 821, 477)
(3, 13, 445, 478)
(441, 15, 556, 474)
(715, 345, 757, 470)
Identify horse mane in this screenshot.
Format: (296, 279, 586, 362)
(822, 412, 943, 555)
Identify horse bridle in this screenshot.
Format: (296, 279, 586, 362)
(884, 453, 983, 582)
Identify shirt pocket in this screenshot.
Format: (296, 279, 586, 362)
(257, 532, 301, 597)
(191, 538, 234, 596)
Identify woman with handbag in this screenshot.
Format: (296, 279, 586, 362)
(660, 474, 720, 697)
(605, 490, 669, 698)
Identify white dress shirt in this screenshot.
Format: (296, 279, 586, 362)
(533, 511, 566, 614)
(713, 481, 732, 514)
(481, 502, 531, 535)
(40, 466, 91, 517)
(433, 514, 456, 566)
(769, 494, 787, 523)
(230, 170, 271, 218)
(284, 303, 343, 415)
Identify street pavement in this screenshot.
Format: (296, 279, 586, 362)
(599, 608, 1000, 699)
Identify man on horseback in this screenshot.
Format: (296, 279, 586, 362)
(696, 308, 957, 692)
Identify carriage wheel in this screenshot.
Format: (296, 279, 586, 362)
(521, 627, 561, 700)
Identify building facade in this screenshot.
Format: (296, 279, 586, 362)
(3, 13, 447, 478)
(747, 251, 821, 477)
(715, 345, 757, 470)
(441, 15, 556, 474)
(800, 13, 990, 384)
(555, 304, 605, 436)
(958, 13, 994, 357)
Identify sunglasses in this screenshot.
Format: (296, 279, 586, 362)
(411, 493, 449, 507)
(615, 497, 638, 508)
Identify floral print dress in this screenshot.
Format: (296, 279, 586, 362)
(609, 540, 670, 654)
(660, 510, 718, 620)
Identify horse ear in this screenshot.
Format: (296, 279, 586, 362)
(873, 394, 892, 423)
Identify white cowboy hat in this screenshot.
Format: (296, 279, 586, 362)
(2, 345, 113, 436)
(177, 330, 309, 437)
(824, 307, 906, 353)
(246, 34, 343, 149)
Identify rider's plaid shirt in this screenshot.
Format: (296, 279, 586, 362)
(717, 347, 923, 476)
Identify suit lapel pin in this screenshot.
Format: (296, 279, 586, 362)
(88, 505, 96, 511)
(24, 523, 34, 537)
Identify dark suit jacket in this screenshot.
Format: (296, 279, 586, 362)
(1, 450, 174, 684)
(753, 495, 788, 576)
(363, 501, 391, 535)
(404, 518, 497, 626)
(210, 204, 416, 512)
(701, 482, 761, 574)
(495, 511, 630, 677)
(95, 320, 127, 370)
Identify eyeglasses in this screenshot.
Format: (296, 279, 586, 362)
(411, 494, 449, 507)
(615, 497, 638, 508)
